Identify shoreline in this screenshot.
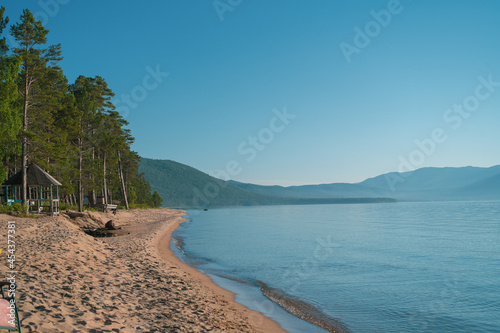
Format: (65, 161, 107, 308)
(168, 210, 348, 333)
(155, 211, 286, 333)
(0, 208, 286, 332)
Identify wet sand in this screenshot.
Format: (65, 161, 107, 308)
(0, 208, 285, 332)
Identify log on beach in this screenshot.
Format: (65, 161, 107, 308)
(64, 210, 85, 218)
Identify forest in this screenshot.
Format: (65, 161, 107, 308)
(0, 7, 162, 212)
(138, 158, 396, 208)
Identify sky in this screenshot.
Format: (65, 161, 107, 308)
(3, 0, 500, 186)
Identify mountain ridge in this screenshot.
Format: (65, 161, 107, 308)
(231, 165, 500, 202)
(139, 158, 500, 207)
(138, 158, 396, 208)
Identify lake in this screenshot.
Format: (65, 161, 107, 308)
(172, 201, 500, 332)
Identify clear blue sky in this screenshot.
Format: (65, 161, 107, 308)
(4, 0, 500, 185)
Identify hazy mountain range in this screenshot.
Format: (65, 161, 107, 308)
(139, 158, 500, 208)
(231, 165, 500, 202)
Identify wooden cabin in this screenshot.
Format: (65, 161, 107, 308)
(1, 164, 62, 216)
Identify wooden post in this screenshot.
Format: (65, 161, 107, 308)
(40, 185, 43, 213)
(50, 184, 53, 214)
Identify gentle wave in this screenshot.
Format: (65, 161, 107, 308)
(259, 282, 352, 333)
(172, 235, 187, 256)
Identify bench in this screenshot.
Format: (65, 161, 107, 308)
(102, 204, 118, 214)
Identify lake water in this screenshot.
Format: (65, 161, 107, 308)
(171, 202, 500, 332)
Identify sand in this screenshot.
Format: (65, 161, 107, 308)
(0, 208, 286, 333)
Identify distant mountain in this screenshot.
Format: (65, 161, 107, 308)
(138, 158, 274, 208)
(139, 158, 499, 207)
(228, 181, 388, 199)
(231, 166, 500, 202)
(138, 158, 396, 208)
(449, 172, 500, 201)
(360, 166, 500, 192)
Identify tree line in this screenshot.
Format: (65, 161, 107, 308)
(0, 7, 163, 211)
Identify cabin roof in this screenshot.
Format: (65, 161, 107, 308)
(2, 164, 62, 186)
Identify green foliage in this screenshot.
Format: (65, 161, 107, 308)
(0, 202, 24, 212)
(0, 7, 21, 185)
(138, 158, 284, 208)
(10, 9, 49, 48)
(59, 203, 77, 211)
(128, 203, 152, 209)
(139, 158, 397, 208)
(152, 190, 163, 208)
(0, 6, 158, 211)
(0, 203, 36, 217)
(0, 6, 9, 55)
(0, 55, 21, 185)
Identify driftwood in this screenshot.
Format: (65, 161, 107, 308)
(105, 220, 117, 230)
(65, 210, 85, 219)
(82, 228, 115, 238)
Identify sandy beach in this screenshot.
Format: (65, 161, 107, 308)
(0, 208, 285, 333)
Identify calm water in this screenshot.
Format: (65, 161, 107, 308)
(172, 202, 500, 332)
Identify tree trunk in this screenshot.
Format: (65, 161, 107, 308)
(117, 151, 129, 210)
(89, 137, 96, 206)
(21, 134, 27, 204)
(78, 138, 83, 212)
(21, 59, 29, 210)
(103, 151, 108, 205)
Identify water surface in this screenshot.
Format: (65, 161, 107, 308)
(172, 201, 500, 332)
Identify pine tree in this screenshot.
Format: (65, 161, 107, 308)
(51, 90, 80, 202)
(1, 7, 159, 210)
(99, 110, 133, 210)
(70, 76, 116, 211)
(0, 6, 8, 56)
(29, 63, 69, 170)
(10, 9, 62, 206)
(152, 190, 163, 208)
(0, 7, 21, 184)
